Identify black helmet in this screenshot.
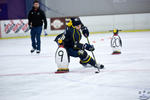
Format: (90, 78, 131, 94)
(71, 17, 82, 26)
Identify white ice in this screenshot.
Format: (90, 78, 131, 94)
(0, 31, 150, 100)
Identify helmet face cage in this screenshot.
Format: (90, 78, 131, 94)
(71, 18, 82, 26)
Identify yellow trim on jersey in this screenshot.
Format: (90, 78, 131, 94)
(73, 29, 81, 43)
(80, 56, 92, 63)
(77, 30, 81, 41)
(73, 29, 76, 42)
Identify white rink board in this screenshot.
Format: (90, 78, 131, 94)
(80, 13, 150, 32)
(0, 13, 150, 38)
(0, 19, 30, 38)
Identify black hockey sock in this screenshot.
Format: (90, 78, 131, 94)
(88, 57, 96, 66)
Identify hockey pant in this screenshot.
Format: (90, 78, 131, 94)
(67, 48, 96, 67)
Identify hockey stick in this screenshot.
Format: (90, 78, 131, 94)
(86, 37, 100, 73)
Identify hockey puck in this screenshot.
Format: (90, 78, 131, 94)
(95, 71, 100, 73)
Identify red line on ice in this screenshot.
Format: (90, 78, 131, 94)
(0, 69, 150, 77)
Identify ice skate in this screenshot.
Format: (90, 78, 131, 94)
(36, 50, 40, 54)
(95, 63, 104, 69)
(30, 48, 36, 53)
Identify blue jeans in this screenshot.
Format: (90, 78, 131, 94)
(30, 26, 42, 51)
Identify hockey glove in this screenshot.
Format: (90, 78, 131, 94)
(81, 26, 89, 38)
(44, 29, 48, 36)
(83, 43, 95, 51)
(29, 25, 32, 29)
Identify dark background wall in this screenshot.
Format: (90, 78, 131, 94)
(7, 0, 26, 19)
(0, 0, 8, 20)
(0, 0, 44, 20)
(0, 0, 26, 20)
(45, 0, 150, 17)
(1, 0, 150, 20)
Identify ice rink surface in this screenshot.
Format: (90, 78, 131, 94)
(0, 31, 150, 100)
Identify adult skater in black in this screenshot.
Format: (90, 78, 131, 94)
(55, 17, 104, 72)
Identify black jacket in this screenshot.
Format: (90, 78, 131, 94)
(28, 7, 47, 29)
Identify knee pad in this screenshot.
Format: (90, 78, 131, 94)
(80, 56, 96, 67)
(80, 56, 91, 64)
(78, 50, 96, 66)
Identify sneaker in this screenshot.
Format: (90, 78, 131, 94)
(30, 49, 35, 53)
(36, 50, 40, 54)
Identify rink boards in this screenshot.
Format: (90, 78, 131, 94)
(0, 13, 150, 39)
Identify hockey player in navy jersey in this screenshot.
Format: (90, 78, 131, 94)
(55, 17, 104, 73)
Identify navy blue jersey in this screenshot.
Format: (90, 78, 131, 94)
(63, 26, 82, 49)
